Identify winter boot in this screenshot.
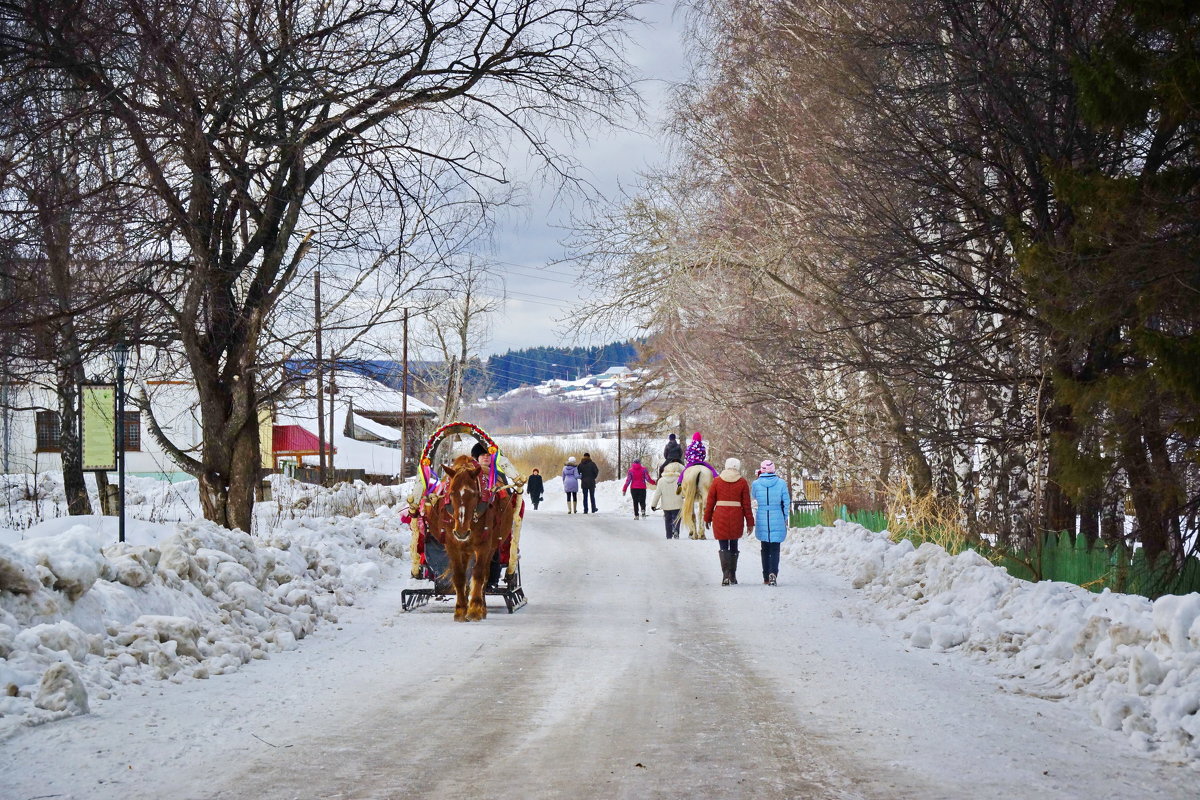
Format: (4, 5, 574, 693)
(571, 500, 578, 514)
(729, 552, 739, 584)
(719, 551, 732, 586)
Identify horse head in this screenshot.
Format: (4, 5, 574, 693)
(441, 455, 484, 542)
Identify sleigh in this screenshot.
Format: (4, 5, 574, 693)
(401, 421, 528, 614)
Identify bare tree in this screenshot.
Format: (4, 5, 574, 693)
(2, 0, 637, 531)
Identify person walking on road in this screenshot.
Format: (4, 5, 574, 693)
(751, 460, 790, 585)
(562, 457, 580, 514)
(578, 452, 600, 513)
(526, 468, 544, 510)
(650, 460, 685, 538)
(659, 433, 684, 477)
(622, 459, 656, 519)
(704, 457, 754, 585)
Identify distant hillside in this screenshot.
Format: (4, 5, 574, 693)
(483, 341, 640, 394)
(311, 340, 640, 400)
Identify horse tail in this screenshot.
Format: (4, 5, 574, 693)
(680, 467, 701, 534)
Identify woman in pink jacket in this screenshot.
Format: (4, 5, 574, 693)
(622, 459, 657, 520)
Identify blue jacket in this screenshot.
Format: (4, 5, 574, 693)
(562, 464, 580, 492)
(751, 473, 790, 543)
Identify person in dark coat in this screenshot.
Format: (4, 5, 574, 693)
(526, 468, 544, 510)
(578, 452, 600, 514)
(659, 433, 684, 477)
(704, 457, 754, 585)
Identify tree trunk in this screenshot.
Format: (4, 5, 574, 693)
(1121, 411, 1183, 564)
(196, 376, 260, 533)
(1042, 384, 1077, 537)
(55, 366, 91, 515)
(44, 197, 92, 516)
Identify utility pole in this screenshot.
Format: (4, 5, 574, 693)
(315, 269, 326, 485)
(327, 375, 336, 482)
(616, 386, 622, 478)
(401, 308, 409, 481)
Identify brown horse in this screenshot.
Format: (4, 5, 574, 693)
(436, 454, 519, 621)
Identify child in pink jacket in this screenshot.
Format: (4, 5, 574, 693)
(622, 459, 657, 520)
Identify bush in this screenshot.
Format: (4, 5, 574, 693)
(499, 439, 616, 483)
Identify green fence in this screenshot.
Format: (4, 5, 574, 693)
(987, 533, 1200, 597)
(790, 509, 1200, 598)
(790, 505, 888, 533)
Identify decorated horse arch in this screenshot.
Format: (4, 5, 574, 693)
(401, 421, 528, 617)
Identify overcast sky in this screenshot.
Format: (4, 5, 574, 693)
(482, 1, 687, 356)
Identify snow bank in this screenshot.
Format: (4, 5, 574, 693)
(0, 509, 407, 737)
(785, 520, 1200, 763)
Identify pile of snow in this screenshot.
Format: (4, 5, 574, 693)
(785, 520, 1200, 762)
(0, 509, 408, 737)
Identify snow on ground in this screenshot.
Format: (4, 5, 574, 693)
(783, 520, 1200, 764)
(0, 481, 409, 740)
(0, 473, 1197, 775)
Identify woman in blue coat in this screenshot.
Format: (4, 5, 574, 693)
(750, 460, 790, 585)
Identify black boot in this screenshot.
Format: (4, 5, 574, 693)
(729, 552, 739, 585)
(719, 551, 732, 586)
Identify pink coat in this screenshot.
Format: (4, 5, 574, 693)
(622, 462, 657, 491)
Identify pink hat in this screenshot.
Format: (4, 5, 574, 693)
(692, 431, 702, 442)
(759, 460, 776, 473)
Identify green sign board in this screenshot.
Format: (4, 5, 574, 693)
(81, 384, 116, 470)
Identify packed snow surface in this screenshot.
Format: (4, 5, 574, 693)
(0, 474, 1197, 781)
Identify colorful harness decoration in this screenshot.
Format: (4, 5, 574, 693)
(401, 420, 529, 614)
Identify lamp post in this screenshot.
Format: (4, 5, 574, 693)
(113, 341, 128, 543)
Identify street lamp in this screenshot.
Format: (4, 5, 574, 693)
(113, 341, 128, 543)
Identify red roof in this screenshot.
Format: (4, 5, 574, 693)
(272, 425, 335, 454)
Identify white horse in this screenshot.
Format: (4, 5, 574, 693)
(679, 464, 714, 539)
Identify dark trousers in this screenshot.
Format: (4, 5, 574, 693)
(530, 495, 541, 509)
(566, 491, 577, 506)
(582, 486, 597, 512)
(630, 488, 647, 516)
(718, 539, 739, 553)
(760, 541, 781, 578)
(663, 509, 680, 538)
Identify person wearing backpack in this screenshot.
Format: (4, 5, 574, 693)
(750, 460, 791, 585)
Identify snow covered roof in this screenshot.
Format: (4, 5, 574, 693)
(323, 370, 436, 415)
(350, 412, 402, 442)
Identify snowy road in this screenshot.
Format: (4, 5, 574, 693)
(3, 504, 1194, 799)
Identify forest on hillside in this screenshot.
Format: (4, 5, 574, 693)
(483, 341, 640, 394)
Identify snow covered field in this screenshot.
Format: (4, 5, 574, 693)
(0, 475, 1197, 798)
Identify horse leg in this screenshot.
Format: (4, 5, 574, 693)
(448, 547, 469, 621)
(466, 546, 489, 621)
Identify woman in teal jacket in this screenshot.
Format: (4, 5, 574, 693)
(750, 460, 790, 585)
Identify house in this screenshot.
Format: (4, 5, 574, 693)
(0, 368, 437, 482)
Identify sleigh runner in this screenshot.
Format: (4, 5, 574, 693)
(400, 422, 528, 616)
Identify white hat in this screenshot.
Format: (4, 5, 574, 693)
(725, 457, 741, 471)
(568, 456, 576, 463)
